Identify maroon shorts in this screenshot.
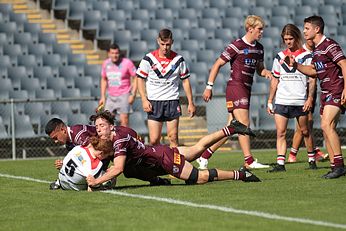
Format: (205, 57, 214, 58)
(161, 147, 186, 178)
(319, 92, 346, 115)
(225, 84, 251, 112)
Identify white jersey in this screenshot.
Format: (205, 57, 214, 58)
(58, 146, 104, 191)
(272, 48, 312, 106)
(136, 49, 190, 100)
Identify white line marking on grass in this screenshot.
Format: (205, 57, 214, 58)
(1, 173, 346, 230)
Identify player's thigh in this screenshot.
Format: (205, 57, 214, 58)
(296, 114, 309, 131)
(232, 108, 250, 125)
(147, 119, 163, 139)
(178, 161, 195, 181)
(274, 114, 289, 134)
(166, 118, 179, 135)
(321, 105, 341, 128)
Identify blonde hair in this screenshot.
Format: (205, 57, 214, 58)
(244, 15, 265, 32)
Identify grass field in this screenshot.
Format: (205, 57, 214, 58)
(1, 149, 346, 231)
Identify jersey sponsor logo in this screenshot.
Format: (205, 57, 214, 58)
(314, 61, 325, 71)
(243, 48, 249, 55)
(297, 59, 303, 64)
(173, 165, 180, 174)
(333, 98, 340, 103)
(226, 101, 234, 109)
(325, 94, 332, 102)
(173, 153, 181, 165)
(240, 97, 249, 105)
(244, 58, 257, 66)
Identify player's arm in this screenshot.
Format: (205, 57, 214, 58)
(337, 59, 346, 104)
(129, 75, 138, 105)
(303, 77, 317, 112)
(256, 61, 273, 79)
(99, 77, 108, 106)
(182, 78, 196, 118)
(285, 55, 317, 77)
(203, 58, 227, 102)
(86, 155, 126, 187)
(137, 76, 152, 112)
(267, 77, 278, 115)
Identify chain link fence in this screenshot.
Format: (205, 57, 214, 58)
(1, 93, 346, 160)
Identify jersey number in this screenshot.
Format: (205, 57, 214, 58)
(65, 160, 78, 177)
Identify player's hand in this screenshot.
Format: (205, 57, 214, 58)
(303, 97, 313, 112)
(203, 88, 213, 102)
(267, 102, 274, 115)
(54, 159, 63, 170)
(187, 103, 196, 118)
(284, 54, 295, 67)
(341, 89, 346, 106)
(263, 69, 273, 80)
(86, 174, 97, 187)
(128, 94, 136, 105)
(142, 99, 153, 112)
(97, 98, 105, 112)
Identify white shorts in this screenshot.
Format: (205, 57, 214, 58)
(105, 92, 131, 114)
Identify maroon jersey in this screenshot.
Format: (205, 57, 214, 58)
(221, 38, 264, 89)
(312, 36, 345, 94)
(112, 126, 186, 177)
(66, 125, 97, 150)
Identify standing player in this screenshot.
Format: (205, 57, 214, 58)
(86, 110, 260, 187)
(288, 39, 327, 163)
(98, 43, 137, 127)
(286, 16, 346, 179)
(137, 28, 196, 147)
(197, 15, 272, 170)
(57, 137, 114, 191)
(266, 24, 316, 172)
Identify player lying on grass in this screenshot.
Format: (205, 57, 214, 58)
(55, 137, 115, 191)
(45, 118, 171, 189)
(86, 110, 261, 187)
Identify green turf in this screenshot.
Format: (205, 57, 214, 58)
(0, 150, 346, 231)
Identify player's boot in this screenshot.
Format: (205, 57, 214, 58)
(287, 154, 297, 163)
(240, 168, 261, 182)
(322, 167, 346, 179)
(315, 148, 328, 162)
(267, 164, 286, 173)
(245, 159, 270, 169)
(307, 161, 317, 170)
(49, 179, 61, 190)
(229, 119, 256, 137)
(196, 157, 208, 170)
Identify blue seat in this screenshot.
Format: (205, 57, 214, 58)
(9, 90, 29, 113)
(201, 8, 223, 19)
(96, 20, 118, 50)
(106, 10, 127, 28)
(21, 77, 41, 98)
(178, 8, 200, 20)
(67, 53, 87, 73)
(256, 0, 278, 7)
(0, 3, 12, 15)
(0, 79, 12, 99)
(66, 1, 88, 30)
(209, 0, 229, 8)
(24, 102, 46, 134)
(51, 101, 73, 115)
(198, 18, 221, 36)
(84, 64, 101, 81)
(129, 111, 148, 135)
(92, 0, 113, 13)
(80, 100, 98, 115)
(61, 89, 81, 113)
(46, 77, 67, 97)
(186, 0, 206, 9)
(140, 29, 158, 50)
(0, 22, 17, 35)
(74, 76, 93, 97)
(125, 20, 147, 40)
(263, 27, 281, 39)
(222, 17, 242, 31)
(270, 16, 291, 28)
(14, 114, 37, 138)
(163, 0, 185, 10)
(249, 7, 271, 20)
(278, 0, 301, 7)
(188, 28, 208, 40)
(28, 43, 48, 57)
(0, 55, 12, 68)
(271, 6, 293, 18)
(17, 55, 40, 72)
(205, 39, 226, 53)
(155, 8, 174, 21)
(0, 32, 10, 46)
(112, 30, 132, 54)
(42, 54, 63, 67)
(233, 0, 255, 8)
(294, 5, 316, 16)
(13, 32, 35, 45)
(148, 19, 171, 31)
(38, 32, 57, 45)
(8, 66, 28, 90)
(139, 0, 162, 10)
(196, 49, 217, 66)
(52, 41, 71, 57)
(3, 44, 23, 61)
(0, 116, 9, 138)
(52, 0, 69, 20)
(129, 41, 148, 61)
(131, 9, 153, 21)
(81, 10, 103, 41)
(214, 28, 234, 42)
(59, 65, 80, 79)
(181, 39, 202, 52)
(9, 12, 27, 28)
(117, 1, 137, 11)
(324, 0, 344, 6)
(67, 112, 89, 126)
(302, 0, 322, 6)
(33, 66, 55, 88)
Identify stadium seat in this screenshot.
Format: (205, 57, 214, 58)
(14, 114, 37, 138)
(205, 38, 225, 53)
(154, 8, 174, 21)
(96, 20, 118, 50)
(214, 28, 234, 42)
(0, 55, 12, 68)
(42, 54, 63, 68)
(74, 76, 93, 97)
(178, 50, 196, 63)
(67, 53, 87, 74)
(256, 0, 278, 7)
(67, 112, 89, 126)
(21, 77, 41, 98)
(129, 111, 148, 135)
(38, 32, 57, 46)
(51, 101, 73, 116)
(140, 29, 158, 50)
(91, 0, 113, 13)
(113, 30, 132, 54)
(33, 66, 55, 88)
(172, 18, 194, 31)
(270, 16, 291, 28)
(302, 0, 322, 6)
(271, 6, 293, 19)
(117, 1, 137, 11)
(148, 18, 172, 31)
(0, 116, 9, 139)
(52, 0, 69, 20)
(222, 17, 243, 31)
(90, 86, 100, 97)
(17, 55, 39, 69)
(263, 27, 281, 39)
(47, 77, 67, 97)
(0, 78, 12, 99)
(81, 10, 103, 41)
(201, 8, 223, 19)
(9, 12, 27, 29)
(171, 28, 186, 42)
(84, 64, 101, 82)
(180, 39, 202, 52)
(13, 32, 35, 46)
(279, 0, 301, 7)
(3, 44, 24, 62)
(0, 32, 10, 46)
(129, 40, 148, 61)
(0, 3, 12, 16)
(9, 90, 29, 114)
(0, 21, 17, 35)
(188, 28, 208, 40)
(125, 20, 147, 40)
(189, 62, 209, 77)
(196, 49, 217, 66)
(324, 0, 344, 7)
(59, 65, 79, 80)
(294, 5, 317, 16)
(61, 89, 81, 113)
(27, 43, 48, 57)
(186, 0, 206, 9)
(198, 18, 221, 37)
(337, 26, 346, 36)
(106, 10, 127, 27)
(178, 8, 200, 20)
(66, 1, 88, 30)
(163, 0, 185, 10)
(233, 0, 255, 9)
(24, 102, 45, 134)
(8, 66, 28, 90)
(80, 100, 98, 115)
(131, 9, 153, 21)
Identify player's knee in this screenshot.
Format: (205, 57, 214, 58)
(167, 132, 178, 145)
(300, 127, 309, 137)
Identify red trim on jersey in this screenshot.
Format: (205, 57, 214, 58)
(82, 147, 100, 170)
(151, 49, 178, 69)
(139, 70, 148, 77)
(282, 48, 306, 57)
(273, 70, 280, 75)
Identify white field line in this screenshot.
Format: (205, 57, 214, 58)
(1, 173, 346, 230)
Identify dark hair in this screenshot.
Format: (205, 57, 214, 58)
(45, 118, 65, 135)
(158, 28, 173, 41)
(281, 24, 303, 49)
(89, 136, 114, 157)
(108, 43, 120, 51)
(304, 16, 324, 34)
(89, 110, 115, 125)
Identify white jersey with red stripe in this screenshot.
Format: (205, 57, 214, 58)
(272, 48, 312, 106)
(136, 49, 190, 100)
(58, 146, 104, 191)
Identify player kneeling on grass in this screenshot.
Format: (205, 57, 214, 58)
(52, 137, 116, 191)
(86, 110, 261, 188)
